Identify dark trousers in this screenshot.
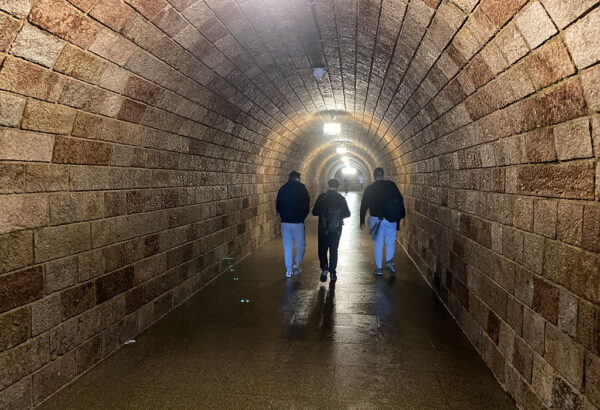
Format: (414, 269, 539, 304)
(318, 230, 341, 274)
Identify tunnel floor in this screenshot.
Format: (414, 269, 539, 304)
(38, 192, 515, 409)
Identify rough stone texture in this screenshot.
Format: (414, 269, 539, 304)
(34, 223, 90, 263)
(0, 377, 31, 410)
(0, 128, 54, 162)
(558, 290, 578, 337)
(32, 350, 76, 404)
(0, 194, 49, 234)
(22, 99, 76, 135)
(0, 266, 43, 313)
(28, 0, 101, 48)
(44, 257, 78, 294)
(0, 57, 66, 102)
(554, 118, 593, 161)
(0, 0, 33, 17)
(0, 90, 26, 127)
(0, 13, 20, 52)
(54, 45, 107, 84)
(0, 307, 30, 351)
(10, 24, 64, 68)
(52, 136, 111, 165)
(581, 65, 600, 112)
(515, 1, 557, 49)
(585, 351, 600, 407)
(89, 0, 132, 31)
(0, 336, 49, 390)
(60, 282, 95, 320)
(31, 294, 62, 336)
(541, 0, 600, 28)
(0, 0, 598, 407)
(565, 7, 600, 68)
(0, 231, 33, 274)
(545, 324, 585, 388)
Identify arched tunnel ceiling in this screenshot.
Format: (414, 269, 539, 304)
(163, 0, 476, 168)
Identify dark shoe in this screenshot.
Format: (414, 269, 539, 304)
(320, 270, 329, 282)
(385, 260, 395, 275)
(373, 268, 383, 276)
(330, 272, 337, 281)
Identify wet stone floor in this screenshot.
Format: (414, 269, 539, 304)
(40, 192, 515, 409)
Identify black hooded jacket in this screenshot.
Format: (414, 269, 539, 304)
(276, 180, 310, 223)
(359, 180, 403, 225)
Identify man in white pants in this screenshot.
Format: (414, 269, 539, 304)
(359, 168, 404, 276)
(276, 171, 310, 278)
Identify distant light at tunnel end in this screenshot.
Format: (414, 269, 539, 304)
(342, 167, 357, 175)
(324, 122, 341, 136)
(336, 146, 347, 154)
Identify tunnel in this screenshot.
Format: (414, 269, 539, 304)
(0, 0, 599, 408)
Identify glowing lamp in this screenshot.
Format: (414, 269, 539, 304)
(324, 122, 341, 136)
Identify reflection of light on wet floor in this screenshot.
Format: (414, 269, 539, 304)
(40, 188, 515, 409)
(338, 191, 363, 252)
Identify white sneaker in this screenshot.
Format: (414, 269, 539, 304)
(285, 270, 293, 278)
(292, 264, 301, 275)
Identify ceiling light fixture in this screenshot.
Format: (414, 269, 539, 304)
(324, 122, 341, 136)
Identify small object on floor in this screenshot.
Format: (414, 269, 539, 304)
(124, 339, 135, 345)
(286, 270, 293, 278)
(330, 272, 337, 281)
(373, 268, 383, 276)
(385, 260, 395, 274)
(320, 270, 329, 282)
(292, 263, 301, 275)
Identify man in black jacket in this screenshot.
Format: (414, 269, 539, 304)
(312, 179, 351, 282)
(276, 171, 311, 278)
(360, 168, 403, 276)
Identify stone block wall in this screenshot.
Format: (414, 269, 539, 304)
(0, 0, 306, 407)
(1, 0, 600, 408)
(386, 1, 600, 408)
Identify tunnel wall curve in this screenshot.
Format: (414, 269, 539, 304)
(0, 1, 313, 406)
(376, 2, 600, 409)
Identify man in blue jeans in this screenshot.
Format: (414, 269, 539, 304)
(276, 171, 310, 278)
(359, 168, 403, 276)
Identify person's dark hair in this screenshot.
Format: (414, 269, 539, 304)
(288, 171, 301, 180)
(328, 178, 340, 189)
(374, 167, 384, 178)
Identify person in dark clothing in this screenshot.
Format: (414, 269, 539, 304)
(312, 179, 351, 282)
(276, 171, 311, 277)
(360, 167, 403, 276)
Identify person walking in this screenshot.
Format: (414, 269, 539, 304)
(359, 168, 405, 276)
(312, 179, 351, 282)
(276, 171, 311, 278)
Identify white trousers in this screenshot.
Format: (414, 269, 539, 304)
(368, 217, 397, 269)
(281, 223, 306, 271)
